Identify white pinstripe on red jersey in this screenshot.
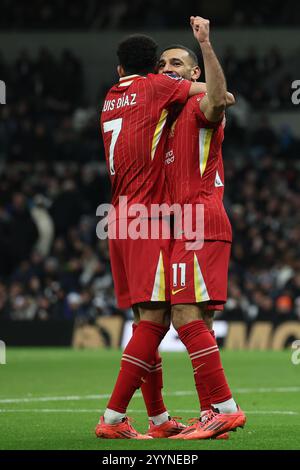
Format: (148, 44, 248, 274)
(100, 73, 191, 215)
(165, 94, 232, 242)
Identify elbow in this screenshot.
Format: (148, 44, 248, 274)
(226, 92, 236, 107)
(211, 99, 226, 113)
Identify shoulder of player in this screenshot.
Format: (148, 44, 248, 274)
(147, 72, 186, 85)
(104, 83, 120, 98)
(182, 92, 206, 109)
(108, 76, 146, 91)
(190, 94, 225, 128)
(178, 93, 205, 115)
(193, 92, 207, 104)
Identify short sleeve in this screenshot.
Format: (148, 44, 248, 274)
(149, 73, 191, 108)
(193, 94, 224, 129)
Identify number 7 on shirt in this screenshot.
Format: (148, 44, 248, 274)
(103, 118, 123, 175)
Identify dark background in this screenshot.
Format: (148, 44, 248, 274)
(0, 0, 300, 339)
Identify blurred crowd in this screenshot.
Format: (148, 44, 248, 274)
(1, 46, 297, 113)
(0, 0, 299, 29)
(0, 48, 84, 111)
(0, 44, 300, 324)
(0, 161, 117, 322)
(221, 46, 298, 110)
(224, 146, 300, 322)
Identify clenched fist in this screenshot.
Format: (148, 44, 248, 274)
(190, 16, 210, 43)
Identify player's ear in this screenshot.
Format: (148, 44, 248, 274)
(117, 65, 125, 77)
(191, 66, 201, 81)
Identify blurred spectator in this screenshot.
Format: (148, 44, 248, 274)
(0, 41, 300, 324)
(0, 0, 299, 29)
(9, 193, 39, 268)
(276, 295, 293, 318)
(0, 133, 298, 322)
(50, 180, 83, 236)
(30, 194, 54, 256)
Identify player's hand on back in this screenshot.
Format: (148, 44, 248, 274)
(190, 16, 210, 44)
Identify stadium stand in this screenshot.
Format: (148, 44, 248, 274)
(0, 46, 299, 324)
(0, 0, 299, 29)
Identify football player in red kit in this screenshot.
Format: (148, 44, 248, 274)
(158, 17, 246, 439)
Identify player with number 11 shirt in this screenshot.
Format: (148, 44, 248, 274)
(157, 16, 246, 440)
(158, 42, 233, 308)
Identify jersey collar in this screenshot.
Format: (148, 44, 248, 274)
(118, 75, 142, 87)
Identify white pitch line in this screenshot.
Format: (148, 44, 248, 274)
(171, 410, 299, 416)
(234, 387, 300, 394)
(0, 409, 101, 413)
(0, 394, 108, 404)
(0, 409, 298, 416)
(0, 391, 194, 404)
(0, 387, 299, 405)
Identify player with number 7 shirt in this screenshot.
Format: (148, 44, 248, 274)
(97, 33, 211, 439)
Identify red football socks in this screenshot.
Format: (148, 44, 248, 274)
(107, 320, 168, 413)
(195, 329, 217, 412)
(132, 323, 167, 417)
(178, 320, 232, 406)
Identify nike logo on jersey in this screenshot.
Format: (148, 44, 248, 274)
(171, 287, 187, 295)
(214, 170, 224, 187)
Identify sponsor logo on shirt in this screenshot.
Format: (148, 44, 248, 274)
(171, 287, 187, 295)
(214, 170, 224, 187)
(163, 72, 183, 81)
(165, 149, 175, 165)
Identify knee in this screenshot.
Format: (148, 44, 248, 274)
(139, 310, 165, 324)
(171, 304, 195, 331)
(132, 305, 140, 324)
(163, 311, 171, 328)
(171, 303, 207, 331)
(203, 311, 215, 331)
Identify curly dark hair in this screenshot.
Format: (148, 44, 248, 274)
(117, 34, 158, 75)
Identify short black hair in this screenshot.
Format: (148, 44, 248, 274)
(117, 34, 158, 75)
(161, 44, 199, 66)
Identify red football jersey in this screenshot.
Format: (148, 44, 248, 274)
(100, 73, 191, 215)
(165, 94, 232, 242)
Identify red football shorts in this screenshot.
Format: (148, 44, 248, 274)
(108, 218, 171, 308)
(170, 240, 231, 307)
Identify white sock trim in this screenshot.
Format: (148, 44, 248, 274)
(149, 411, 169, 426)
(103, 408, 126, 424)
(212, 398, 238, 414)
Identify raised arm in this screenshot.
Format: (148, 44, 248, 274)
(189, 81, 236, 108)
(190, 16, 228, 121)
(189, 81, 208, 96)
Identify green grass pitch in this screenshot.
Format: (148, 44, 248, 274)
(0, 348, 299, 450)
